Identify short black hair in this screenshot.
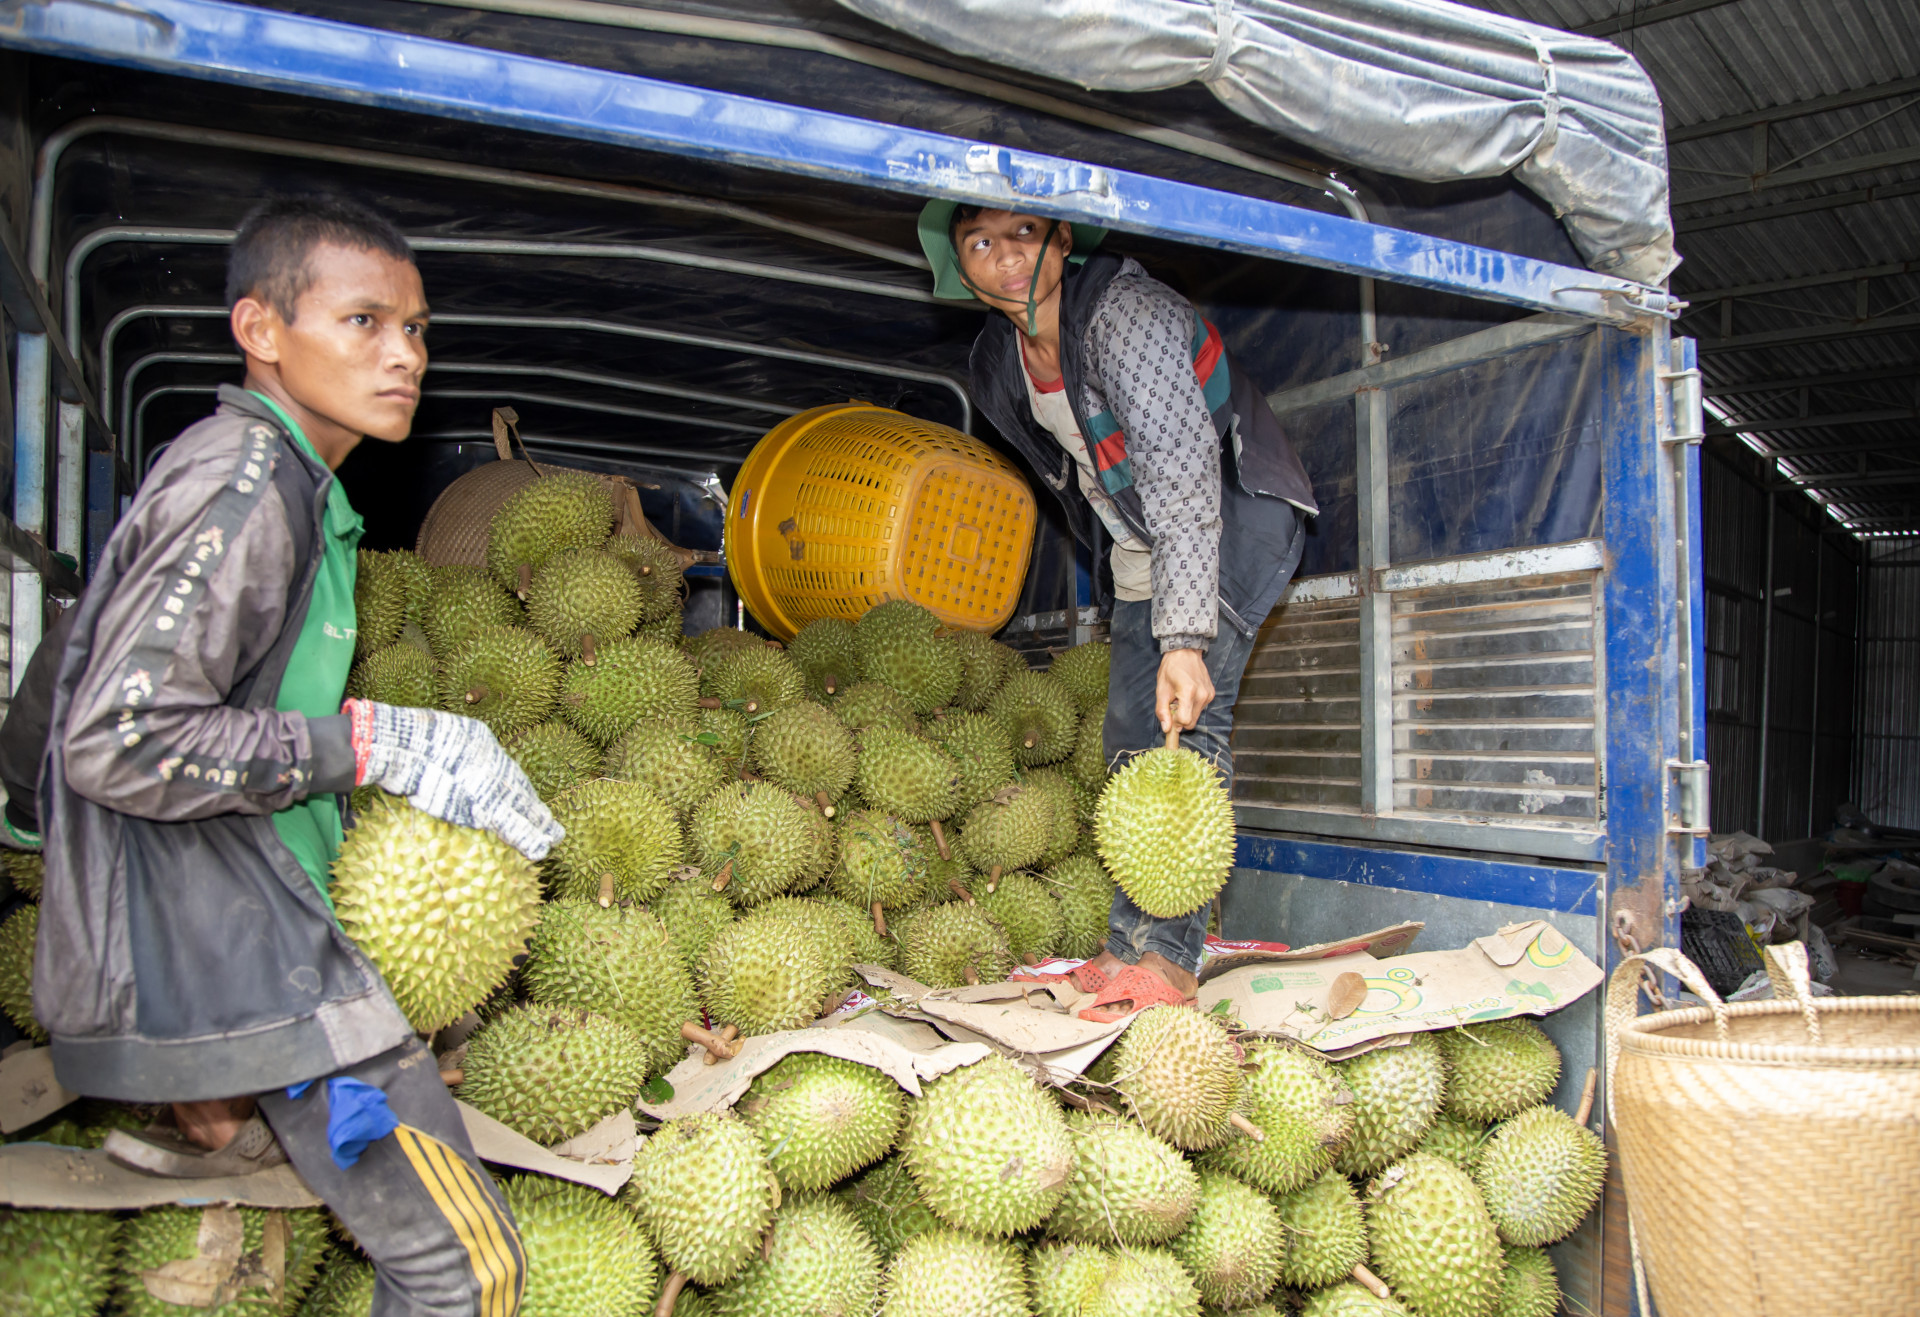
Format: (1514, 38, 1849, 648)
(226, 196, 414, 320)
(948, 205, 1067, 248)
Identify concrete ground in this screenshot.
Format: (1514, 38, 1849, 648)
(1827, 946, 1919, 997)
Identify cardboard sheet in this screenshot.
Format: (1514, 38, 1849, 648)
(0, 1046, 79, 1134)
(855, 966, 1131, 1060)
(457, 1102, 635, 1195)
(0, 1145, 324, 1210)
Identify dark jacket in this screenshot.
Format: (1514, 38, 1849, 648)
(970, 252, 1314, 649)
(36, 386, 412, 1101)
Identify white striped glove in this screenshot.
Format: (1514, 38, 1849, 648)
(344, 700, 563, 860)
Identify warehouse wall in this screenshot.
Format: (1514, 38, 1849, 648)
(1700, 436, 1862, 840)
(1854, 538, 1920, 830)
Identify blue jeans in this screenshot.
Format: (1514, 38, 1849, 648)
(1100, 599, 1264, 974)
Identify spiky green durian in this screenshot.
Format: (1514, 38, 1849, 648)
(1082, 1247, 1200, 1317)
(840, 1155, 941, 1262)
(1472, 1106, 1606, 1247)
(855, 601, 961, 715)
(685, 627, 765, 669)
(830, 682, 920, 734)
(710, 1194, 879, 1317)
(486, 470, 615, 595)
(828, 809, 927, 916)
(604, 717, 728, 817)
(5, 851, 44, 901)
(739, 1052, 905, 1191)
(649, 873, 736, 972)
(1437, 1020, 1562, 1124)
(1495, 1245, 1560, 1317)
(699, 909, 838, 1036)
(952, 632, 1020, 711)
(1029, 1241, 1111, 1317)
(957, 784, 1053, 878)
(896, 901, 1013, 988)
(436, 625, 560, 739)
(692, 783, 829, 907)
(923, 710, 1016, 811)
(703, 646, 806, 716)
(976, 870, 1065, 962)
(1301, 1283, 1410, 1316)
(115, 1206, 326, 1317)
(1094, 746, 1235, 919)
(523, 899, 698, 1075)
(14, 1099, 157, 1152)
(1067, 714, 1109, 789)
(788, 616, 861, 701)
(331, 795, 541, 1032)
(422, 564, 523, 657)
(1418, 1112, 1491, 1174)
(546, 778, 683, 906)
(1366, 1154, 1503, 1317)
(748, 702, 856, 803)
(297, 1252, 373, 1317)
(506, 720, 603, 804)
(989, 671, 1080, 767)
(750, 897, 859, 998)
(877, 1231, 1027, 1317)
(1109, 1007, 1243, 1151)
(1049, 641, 1110, 718)
(902, 1054, 1071, 1235)
(1200, 1041, 1353, 1196)
(697, 705, 749, 766)
(1169, 1169, 1287, 1310)
(1021, 768, 1083, 866)
(817, 896, 900, 971)
(455, 1005, 648, 1144)
(1275, 1169, 1370, 1290)
(1333, 1034, 1448, 1178)
(503, 1173, 656, 1317)
(1048, 1111, 1198, 1246)
(626, 1114, 777, 1287)
(353, 548, 431, 658)
(637, 607, 685, 644)
(524, 548, 642, 661)
(602, 533, 684, 623)
(1043, 854, 1115, 959)
(0, 1207, 121, 1317)
(557, 636, 699, 746)
(854, 728, 959, 824)
(346, 642, 435, 708)
(0, 904, 44, 1042)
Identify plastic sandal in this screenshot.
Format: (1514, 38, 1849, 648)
(1008, 962, 1113, 994)
(1077, 964, 1197, 1024)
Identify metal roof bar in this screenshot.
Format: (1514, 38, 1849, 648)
(1708, 408, 1919, 434)
(1667, 74, 1920, 145)
(1577, 0, 1744, 37)
(1681, 258, 1920, 302)
(1705, 365, 1919, 396)
(1695, 313, 1920, 354)
(1675, 144, 1920, 207)
(1677, 178, 1920, 231)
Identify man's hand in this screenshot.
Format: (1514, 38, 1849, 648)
(1156, 648, 1213, 734)
(345, 700, 564, 860)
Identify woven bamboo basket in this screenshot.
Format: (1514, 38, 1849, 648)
(1607, 941, 1920, 1315)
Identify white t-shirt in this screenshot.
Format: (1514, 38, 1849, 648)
(1020, 357, 1153, 602)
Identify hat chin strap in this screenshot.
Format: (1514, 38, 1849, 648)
(958, 227, 1058, 338)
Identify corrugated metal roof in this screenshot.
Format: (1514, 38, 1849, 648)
(1473, 0, 1920, 535)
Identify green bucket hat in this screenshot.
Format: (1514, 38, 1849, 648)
(917, 198, 1107, 303)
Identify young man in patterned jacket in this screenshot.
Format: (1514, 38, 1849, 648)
(920, 203, 1317, 1017)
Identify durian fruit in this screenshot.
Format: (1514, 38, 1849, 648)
(900, 1053, 1073, 1235)
(6, 850, 44, 901)
(1049, 640, 1110, 717)
(1168, 1169, 1287, 1311)
(752, 897, 859, 998)
(739, 1053, 905, 1191)
(702, 646, 806, 715)
(1107, 1006, 1244, 1151)
(422, 564, 523, 657)
(506, 720, 603, 804)
(896, 902, 1013, 988)
(699, 909, 837, 1035)
(1044, 854, 1116, 960)
(0, 904, 45, 1042)
(1021, 767, 1084, 866)
(709, 1194, 880, 1317)
(1081, 1247, 1201, 1317)
(684, 627, 765, 670)
(854, 728, 960, 824)
(748, 702, 856, 804)
(649, 873, 737, 972)
(951, 631, 1020, 711)
(818, 896, 900, 971)
(1200, 1040, 1353, 1195)
(625, 1114, 777, 1287)
(486, 470, 614, 596)
(788, 616, 861, 701)
(525, 548, 642, 661)
(1494, 1245, 1560, 1317)
(1437, 1020, 1562, 1124)
(558, 636, 699, 746)
(1365, 1154, 1504, 1317)
(455, 1005, 648, 1144)
(522, 899, 698, 1075)
(331, 795, 541, 1033)
(637, 607, 685, 645)
(957, 784, 1054, 880)
(345, 643, 435, 708)
(976, 870, 1065, 963)
(436, 625, 561, 740)
(602, 533, 684, 623)
(353, 548, 431, 658)
(924, 711, 1017, 812)
(1275, 1169, 1370, 1290)
(697, 705, 750, 767)
(1047, 1111, 1199, 1246)
(0, 1207, 121, 1317)
(1301, 1282, 1410, 1316)
(877, 1230, 1028, 1317)
(692, 783, 829, 907)
(1029, 1241, 1111, 1317)
(1333, 1034, 1448, 1178)
(839, 1154, 941, 1262)
(1067, 714, 1109, 789)
(1094, 746, 1235, 919)
(115, 1206, 327, 1317)
(502, 1173, 656, 1317)
(831, 681, 920, 734)
(1472, 1106, 1606, 1247)
(1417, 1112, 1491, 1174)
(546, 778, 683, 906)
(604, 717, 728, 817)
(828, 809, 927, 924)
(855, 601, 961, 714)
(989, 671, 1080, 766)
(297, 1252, 373, 1317)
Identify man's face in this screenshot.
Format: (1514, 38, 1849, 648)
(953, 210, 1072, 309)
(256, 244, 429, 443)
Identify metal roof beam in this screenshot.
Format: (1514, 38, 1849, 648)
(1780, 471, 1920, 490)
(1668, 75, 1920, 144)
(1677, 178, 1920, 231)
(1753, 436, 1920, 461)
(1680, 259, 1920, 302)
(1577, 0, 1746, 37)
(1694, 313, 1920, 354)
(1705, 365, 1917, 396)
(1674, 145, 1920, 207)
(1708, 408, 1918, 434)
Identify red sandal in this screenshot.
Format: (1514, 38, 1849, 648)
(1077, 964, 1197, 1023)
(1008, 962, 1113, 994)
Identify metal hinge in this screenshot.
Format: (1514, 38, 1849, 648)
(1666, 759, 1711, 835)
(1660, 367, 1704, 446)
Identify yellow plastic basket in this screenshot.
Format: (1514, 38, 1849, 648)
(725, 403, 1037, 641)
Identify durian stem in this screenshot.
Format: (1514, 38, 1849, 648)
(1352, 1264, 1391, 1301)
(639, 563, 653, 577)
(744, 699, 760, 714)
(516, 562, 531, 601)
(438, 1068, 464, 1086)
(948, 878, 975, 905)
(963, 963, 981, 986)
(654, 1271, 689, 1317)
(1164, 697, 1182, 752)
(824, 674, 838, 695)
(872, 902, 888, 937)
(712, 858, 735, 892)
(815, 791, 835, 818)
(580, 633, 597, 666)
(987, 865, 1003, 893)
(1228, 1113, 1266, 1142)
(1021, 952, 1040, 967)
(464, 685, 490, 704)
(1023, 732, 1037, 749)
(681, 1021, 738, 1063)
(1575, 1066, 1598, 1127)
(696, 697, 723, 710)
(763, 639, 784, 650)
(929, 819, 951, 860)
(598, 874, 616, 908)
